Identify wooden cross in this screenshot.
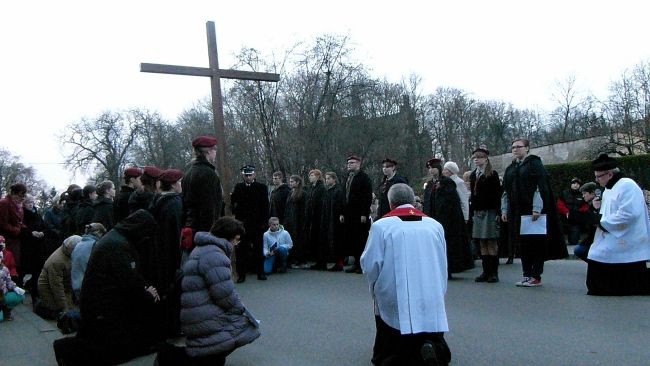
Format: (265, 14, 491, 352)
(140, 21, 280, 213)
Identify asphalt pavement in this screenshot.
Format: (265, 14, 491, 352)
(2, 257, 650, 365)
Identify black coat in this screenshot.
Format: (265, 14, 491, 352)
(20, 208, 46, 275)
(423, 176, 473, 273)
(231, 180, 269, 230)
(74, 199, 95, 235)
(321, 183, 345, 251)
(79, 210, 159, 350)
(114, 185, 136, 223)
(181, 156, 223, 232)
(469, 169, 502, 213)
(270, 184, 291, 223)
(150, 193, 183, 291)
(92, 197, 115, 232)
(502, 155, 567, 260)
(377, 174, 409, 218)
(305, 180, 326, 247)
(344, 170, 373, 219)
(284, 190, 306, 256)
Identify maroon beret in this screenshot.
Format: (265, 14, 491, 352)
(143, 166, 163, 179)
(159, 169, 184, 184)
(346, 154, 361, 162)
(426, 158, 443, 168)
(124, 167, 143, 178)
(192, 136, 217, 148)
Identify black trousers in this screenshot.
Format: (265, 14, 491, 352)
(372, 316, 450, 366)
(345, 220, 370, 266)
(519, 236, 545, 279)
(236, 223, 264, 277)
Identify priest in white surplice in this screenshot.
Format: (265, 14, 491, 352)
(361, 183, 451, 365)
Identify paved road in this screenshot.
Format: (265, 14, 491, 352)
(2, 259, 650, 365)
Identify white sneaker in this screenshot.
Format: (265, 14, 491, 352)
(515, 277, 531, 287)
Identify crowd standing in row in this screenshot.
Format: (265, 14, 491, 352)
(0, 134, 648, 365)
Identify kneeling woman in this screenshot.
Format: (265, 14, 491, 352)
(181, 217, 260, 365)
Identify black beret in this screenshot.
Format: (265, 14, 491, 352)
(571, 177, 582, 185)
(591, 153, 618, 171)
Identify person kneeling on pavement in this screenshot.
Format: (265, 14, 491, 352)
(53, 210, 161, 366)
(263, 217, 293, 275)
(34, 235, 82, 320)
(570, 182, 600, 261)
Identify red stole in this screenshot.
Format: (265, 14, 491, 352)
(383, 206, 428, 218)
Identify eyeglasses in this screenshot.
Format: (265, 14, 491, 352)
(511, 145, 526, 150)
(595, 172, 610, 179)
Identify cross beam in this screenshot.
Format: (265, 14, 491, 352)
(140, 21, 280, 214)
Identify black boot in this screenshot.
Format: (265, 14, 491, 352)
(487, 256, 499, 283)
(475, 256, 488, 282)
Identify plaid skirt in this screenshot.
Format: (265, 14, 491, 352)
(472, 209, 500, 239)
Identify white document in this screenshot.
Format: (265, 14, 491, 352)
(519, 214, 547, 235)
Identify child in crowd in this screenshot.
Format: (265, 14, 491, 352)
(0, 236, 18, 284)
(262, 217, 293, 275)
(1, 249, 25, 321)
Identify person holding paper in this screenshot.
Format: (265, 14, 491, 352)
(586, 154, 650, 296)
(501, 138, 567, 287)
(263, 217, 293, 275)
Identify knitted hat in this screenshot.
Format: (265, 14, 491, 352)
(443, 162, 460, 175)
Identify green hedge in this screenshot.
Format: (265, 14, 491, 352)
(546, 154, 650, 195)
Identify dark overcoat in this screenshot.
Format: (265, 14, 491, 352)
(377, 174, 409, 218)
(74, 199, 95, 235)
(283, 190, 306, 261)
(423, 176, 474, 273)
(92, 197, 115, 232)
(114, 185, 135, 223)
(502, 154, 567, 261)
(181, 155, 223, 232)
(304, 180, 326, 253)
(321, 183, 345, 254)
(270, 184, 291, 223)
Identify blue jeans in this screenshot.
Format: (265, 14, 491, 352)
(264, 246, 289, 274)
(574, 244, 590, 262)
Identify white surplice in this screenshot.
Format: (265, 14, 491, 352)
(361, 204, 449, 335)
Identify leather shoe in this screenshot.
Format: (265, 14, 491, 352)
(236, 276, 246, 284)
(257, 274, 267, 281)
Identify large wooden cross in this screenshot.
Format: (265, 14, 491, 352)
(141, 21, 280, 213)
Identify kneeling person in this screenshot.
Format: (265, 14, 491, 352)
(263, 217, 293, 275)
(361, 183, 451, 365)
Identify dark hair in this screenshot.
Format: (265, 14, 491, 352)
(159, 180, 173, 192)
(210, 217, 246, 241)
(325, 171, 338, 182)
(96, 180, 114, 197)
(141, 175, 157, 191)
(10, 183, 27, 196)
(512, 137, 530, 147)
(272, 171, 284, 179)
(82, 185, 96, 199)
(289, 175, 303, 200)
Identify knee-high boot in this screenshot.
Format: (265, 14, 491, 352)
(487, 255, 499, 283)
(475, 256, 488, 282)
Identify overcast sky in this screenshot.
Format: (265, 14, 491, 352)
(2, 0, 649, 191)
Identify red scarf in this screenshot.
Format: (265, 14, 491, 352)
(383, 206, 428, 218)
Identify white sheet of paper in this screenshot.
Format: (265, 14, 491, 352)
(519, 214, 547, 235)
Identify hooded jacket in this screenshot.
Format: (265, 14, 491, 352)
(181, 231, 260, 357)
(37, 235, 82, 312)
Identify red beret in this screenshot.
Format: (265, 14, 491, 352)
(159, 169, 184, 184)
(143, 166, 163, 179)
(124, 167, 143, 178)
(426, 158, 443, 168)
(192, 136, 217, 148)
(346, 154, 361, 162)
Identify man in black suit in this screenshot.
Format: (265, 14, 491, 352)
(231, 165, 270, 282)
(342, 155, 373, 274)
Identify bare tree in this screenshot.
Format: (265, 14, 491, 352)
(61, 110, 144, 185)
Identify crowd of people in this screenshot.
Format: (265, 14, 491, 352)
(0, 134, 648, 365)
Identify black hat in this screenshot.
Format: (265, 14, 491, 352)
(241, 164, 255, 175)
(426, 158, 443, 168)
(571, 177, 582, 185)
(579, 182, 597, 193)
(591, 153, 618, 171)
(472, 147, 490, 156)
